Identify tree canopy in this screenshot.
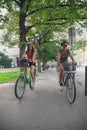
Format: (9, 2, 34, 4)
(0, 0, 87, 58)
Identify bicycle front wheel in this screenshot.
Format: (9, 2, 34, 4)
(66, 74, 76, 104)
(15, 76, 25, 99)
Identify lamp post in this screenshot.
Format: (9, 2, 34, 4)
(68, 27, 76, 45)
(68, 27, 76, 55)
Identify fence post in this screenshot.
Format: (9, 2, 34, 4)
(85, 66, 87, 96)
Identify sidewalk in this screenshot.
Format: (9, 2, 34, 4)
(0, 69, 87, 130)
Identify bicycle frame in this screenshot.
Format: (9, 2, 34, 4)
(63, 71, 75, 85)
(20, 70, 30, 83)
(60, 62, 77, 104)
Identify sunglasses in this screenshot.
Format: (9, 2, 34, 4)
(63, 45, 67, 47)
(28, 45, 32, 48)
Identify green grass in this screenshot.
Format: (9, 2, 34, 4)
(0, 71, 20, 83)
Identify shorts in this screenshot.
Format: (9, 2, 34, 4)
(62, 61, 69, 71)
(57, 61, 68, 71)
(29, 62, 36, 67)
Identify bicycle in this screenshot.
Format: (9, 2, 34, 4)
(61, 62, 77, 104)
(14, 58, 35, 99)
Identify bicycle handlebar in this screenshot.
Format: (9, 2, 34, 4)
(20, 58, 33, 63)
(18, 57, 36, 67)
(72, 62, 77, 65)
(63, 62, 77, 66)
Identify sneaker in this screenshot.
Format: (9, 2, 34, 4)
(30, 82, 35, 90)
(59, 81, 64, 91)
(30, 85, 34, 90)
(59, 86, 63, 91)
(59, 81, 64, 86)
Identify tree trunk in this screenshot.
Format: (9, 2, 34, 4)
(19, 3, 26, 71)
(42, 58, 46, 71)
(38, 59, 41, 72)
(19, 5, 26, 57)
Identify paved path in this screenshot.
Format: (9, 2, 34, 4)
(0, 68, 87, 130)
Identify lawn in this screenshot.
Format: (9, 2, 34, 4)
(0, 71, 20, 83)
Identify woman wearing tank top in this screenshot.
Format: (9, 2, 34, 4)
(57, 41, 75, 87)
(23, 43, 36, 87)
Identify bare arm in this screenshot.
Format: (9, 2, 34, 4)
(68, 50, 75, 62)
(32, 49, 37, 62)
(57, 51, 61, 64)
(22, 51, 27, 58)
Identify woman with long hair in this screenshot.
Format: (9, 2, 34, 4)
(23, 43, 37, 87)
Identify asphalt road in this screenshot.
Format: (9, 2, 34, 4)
(0, 68, 87, 130)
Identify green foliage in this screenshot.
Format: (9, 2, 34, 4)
(0, 52, 12, 68)
(74, 40, 87, 50)
(0, 0, 87, 55)
(39, 41, 58, 61)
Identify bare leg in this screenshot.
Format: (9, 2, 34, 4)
(59, 64, 64, 82)
(30, 65, 35, 86)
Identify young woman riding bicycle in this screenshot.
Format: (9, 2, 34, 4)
(57, 41, 75, 87)
(23, 42, 37, 87)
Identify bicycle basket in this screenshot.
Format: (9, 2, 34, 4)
(19, 59, 29, 67)
(64, 64, 76, 71)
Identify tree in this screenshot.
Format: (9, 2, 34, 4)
(38, 40, 59, 70)
(0, 52, 12, 68)
(0, 0, 87, 58)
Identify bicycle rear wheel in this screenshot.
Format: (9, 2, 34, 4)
(15, 76, 25, 99)
(66, 74, 76, 104)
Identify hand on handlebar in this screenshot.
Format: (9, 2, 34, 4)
(73, 61, 77, 65)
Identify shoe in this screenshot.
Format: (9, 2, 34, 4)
(30, 85, 34, 90)
(59, 86, 63, 91)
(59, 81, 64, 86)
(59, 81, 64, 91)
(30, 82, 35, 90)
